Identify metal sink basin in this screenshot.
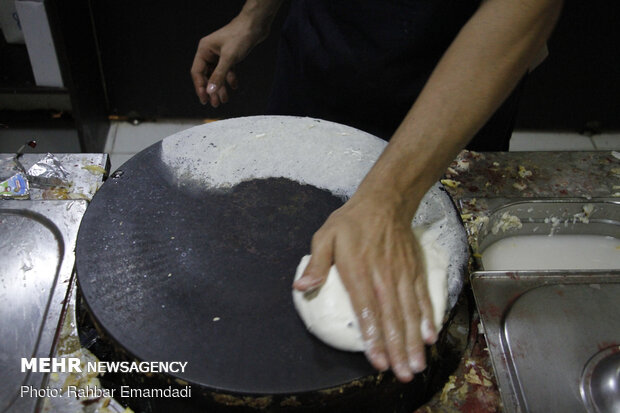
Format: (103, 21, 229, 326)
(0, 200, 87, 413)
(581, 345, 620, 413)
(472, 272, 620, 413)
(471, 199, 620, 413)
(476, 199, 620, 271)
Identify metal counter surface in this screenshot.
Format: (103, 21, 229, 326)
(0, 200, 88, 413)
(2, 153, 109, 201)
(0, 153, 109, 413)
(24, 150, 620, 413)
(415, 150, 620, 413)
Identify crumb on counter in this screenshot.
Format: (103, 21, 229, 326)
(518, 165, 532, 178)
(82, 165, 107, 176)
(441, 179, 461, 188)
(513, 182, 527, 191)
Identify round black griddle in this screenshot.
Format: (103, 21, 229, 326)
(76, 116, 469, 412)
(76, 143, 377, 395)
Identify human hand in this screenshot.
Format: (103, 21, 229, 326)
(191, 15, 266, 108)
(293, 192, 438, 383)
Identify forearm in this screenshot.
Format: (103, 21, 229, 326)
(355, 0, 563, 217)
(236, 0, 284, 42)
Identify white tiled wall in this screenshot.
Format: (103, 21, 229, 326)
(508, 132, 597, 152)
(592, 134, 620, 150)
(106, 119, 203, 172)
(104, 120, 620, 172)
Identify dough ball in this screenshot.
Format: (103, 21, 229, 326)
(292, 256, 365, 351)
(292, 226, 449, 352)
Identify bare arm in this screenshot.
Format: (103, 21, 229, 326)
(191, 0, 283, 107)
(295, 0, 563, 382)
(363, 0, 563, 205)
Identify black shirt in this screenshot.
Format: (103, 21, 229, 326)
(268, 0, 525, 151)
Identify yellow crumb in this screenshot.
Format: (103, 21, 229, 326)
(81, 165, 107, 175)
(441, 179, 461, 188)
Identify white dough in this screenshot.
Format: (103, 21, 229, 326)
(292, 225, 449, 352)
(293, 256, 365, 351)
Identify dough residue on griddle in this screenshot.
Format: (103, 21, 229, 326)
(159, 116, 384, 198)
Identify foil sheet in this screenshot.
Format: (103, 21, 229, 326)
(26, 153, 70, 188)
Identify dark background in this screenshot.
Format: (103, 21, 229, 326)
(88, 1, 619, 132)
(90, 0, 283, 121)
(1, 1, 618, 134)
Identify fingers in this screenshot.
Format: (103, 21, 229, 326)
(190, 55, 209, 105)
(372, 266, 413, 382)
(217, 85, 229, 105)
(373, 261, 433, 382)
(205, 55, 234, 107)
(398, 274, 426, 374)
(342, 263, 389, 373)
(352, 246, 432, 382)
(191, 38, 237, 107)
(293, 232, 333, 291)
(415, 271, 438, 345)
(334, 240, 427, 382)
(226, 71, 239, 90)
(299, 203, 436, 384)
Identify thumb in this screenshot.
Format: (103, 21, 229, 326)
(293, 239, 333, 292)
(207, 55, 234, 95)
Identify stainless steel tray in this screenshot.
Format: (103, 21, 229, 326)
(476, 198, 620, 255)
(0, 200, 87, 413)
(471, 199, 620, 412)
(472, 271, 620, 413)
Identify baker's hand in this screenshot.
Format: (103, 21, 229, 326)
(191, 15, 267, 108)
(293, 192, 437, 383)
